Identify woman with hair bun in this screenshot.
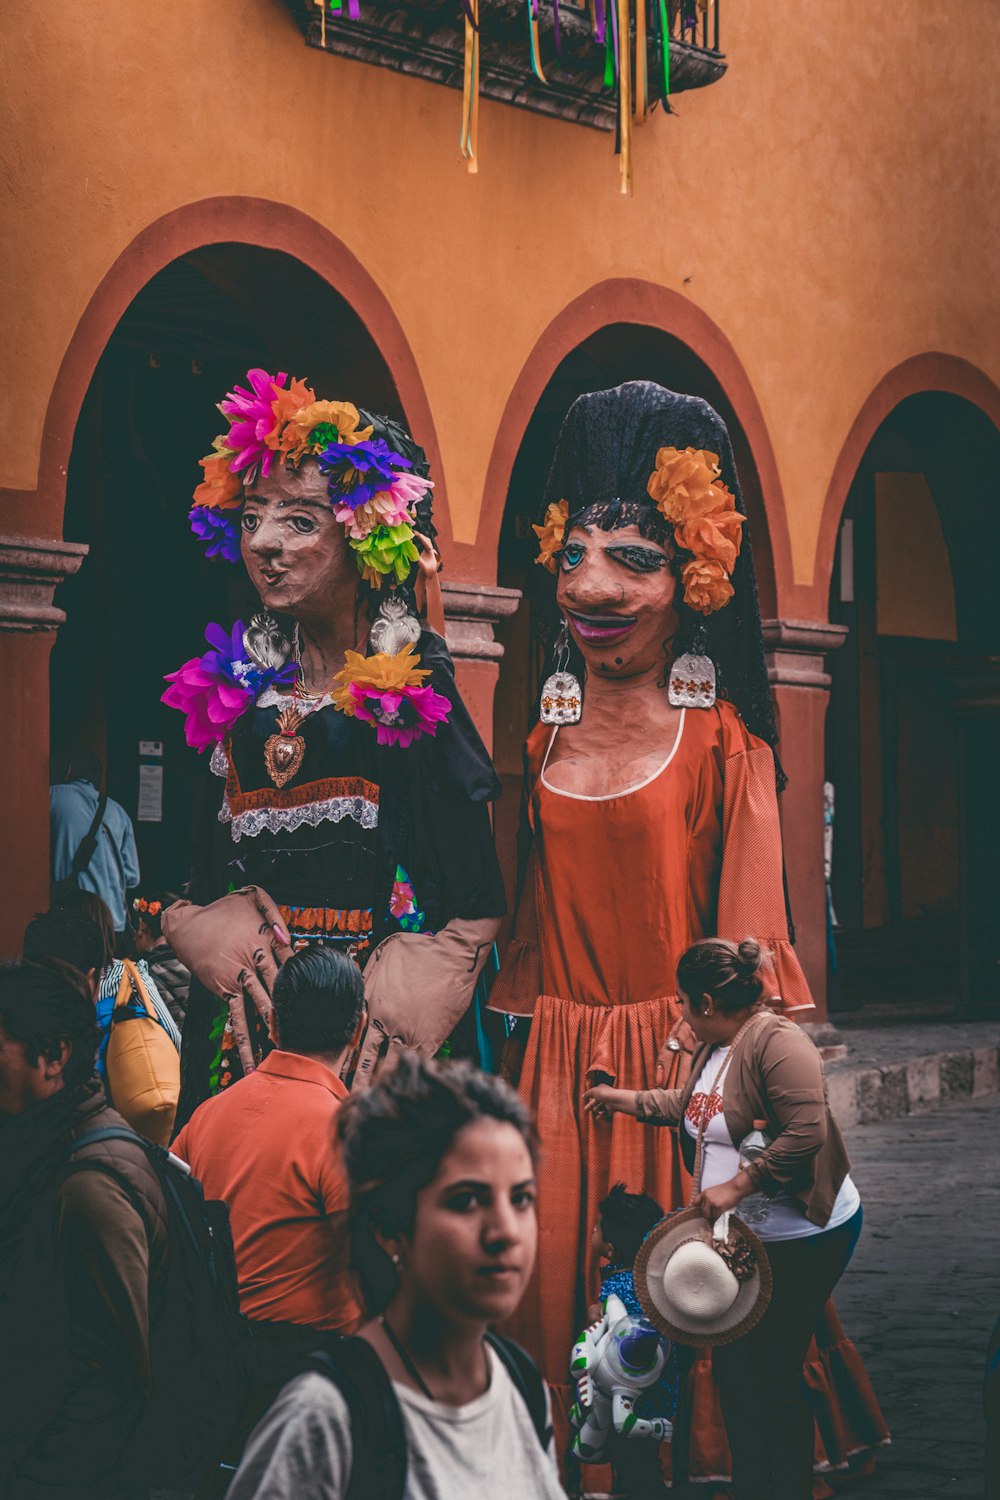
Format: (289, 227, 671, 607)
(586, 936, 866, 1500)
(229, 1053, 565, 1500)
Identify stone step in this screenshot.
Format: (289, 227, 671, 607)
(824, 1041, 1000, 1127)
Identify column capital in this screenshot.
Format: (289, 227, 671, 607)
(762, 617, 849, 691)
(0, 533, 88, 632)
(442, 581, 522, 663)
(950, 655, 1000, 715)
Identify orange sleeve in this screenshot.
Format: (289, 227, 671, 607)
(716, 715, 815, 1016)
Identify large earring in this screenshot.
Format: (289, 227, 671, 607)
(243, 612, 292, 671)
(668, 622, 717, 709)
(369, 592, 422, 655)
(540, 619, 583, 725)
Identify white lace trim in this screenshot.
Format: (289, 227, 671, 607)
(255, 686, 332, 713)
(210, 743, 228, 778)
(219, 793, 379, 842)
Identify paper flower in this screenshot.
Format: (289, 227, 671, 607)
(162, 620, 295, 752)
(331, 643, 451, 746)
(673, 503, 745, 574)
(279, 400, 374, 463)
(264, 376, 316, 456)
(351, 523, 420, 584)
(533, 499, 569, 573)
(319, 437, 411, 508)
(647, 447, 725, 524)
(189, 505, 242, 564)
(681, 557, 735, 615)
(193, 436, 244, 510)
(334, 471, 433, 540)
(220, 368, 289, 479)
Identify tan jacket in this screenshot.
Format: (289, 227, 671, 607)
(635, 1008, 851, 1227)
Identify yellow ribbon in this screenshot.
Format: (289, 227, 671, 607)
(460, 0, 480, 173)
(315, 0, 327, 48)
(618, 0, 632, 194)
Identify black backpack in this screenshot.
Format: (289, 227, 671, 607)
(301, 1331, 552, 1500)
(62, 1125, 255, 1490)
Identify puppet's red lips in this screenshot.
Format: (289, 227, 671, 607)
(258, 566, 287, 585)
(567, 612, 637, 644)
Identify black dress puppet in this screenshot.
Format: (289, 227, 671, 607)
(163, 371, 504, 1126)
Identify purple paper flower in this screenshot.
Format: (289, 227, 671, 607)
(318, 437, 411, 509)
(220, 368, 288, 479)
(162, 620, 296, 752)
(190, 505, 242, 564)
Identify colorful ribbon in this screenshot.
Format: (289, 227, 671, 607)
(617, 0, 632, 193)
(460, 0, 481, 172)
(528, 0, 548, 83)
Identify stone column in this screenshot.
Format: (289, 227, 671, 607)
(441, 581, 521, 754)
(0, 535, 88, 957)
(762, 618, 848, 1020)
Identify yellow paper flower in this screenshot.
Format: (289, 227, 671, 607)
(682, 557, 735, 615)
(532, 499, 569, 573)
(279, 400, 375, 463)
(647, 446, 726, 524)
(331, 643, 430, 717)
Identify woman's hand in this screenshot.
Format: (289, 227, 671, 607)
(583, 1084, 637, 1120)
(413, 531, 446, 634)
(693, 1171, 752, 1223)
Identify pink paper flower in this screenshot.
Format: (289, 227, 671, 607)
(221, 368, 289, 479)
(348, 681, 451, 748)
(162, 658, 251, 753)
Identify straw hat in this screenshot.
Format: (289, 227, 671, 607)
(633, 1208, 772, 1348)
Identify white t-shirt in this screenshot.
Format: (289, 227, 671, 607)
(685, 1046, 860, 1242)
(228, 1346, 567, 1500)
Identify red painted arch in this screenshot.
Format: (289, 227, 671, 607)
(470, 278, 794, 613)
(1, 197, 450, 546)
(808, 352, 1000, 617)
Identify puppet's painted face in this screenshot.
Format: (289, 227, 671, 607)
(555, 523, 678, 679)
(241, 459, 355, 619)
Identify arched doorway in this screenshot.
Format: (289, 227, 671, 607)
(491, 322, 776, 927)
(50, 245, 403, 891)
(825, 391, 1000, 1015)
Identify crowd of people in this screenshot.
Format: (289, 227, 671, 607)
(1, 372, 891, 1499)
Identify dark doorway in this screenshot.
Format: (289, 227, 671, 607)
(825, 393, 1000, 1016)
(51, 246, 401, 892)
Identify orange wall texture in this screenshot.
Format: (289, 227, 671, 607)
(2, 0, 999, 606)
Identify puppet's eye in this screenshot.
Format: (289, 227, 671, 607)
(607, 545, 668, 572)
(560, 542, 586, 571)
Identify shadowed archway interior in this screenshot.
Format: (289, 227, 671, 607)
(50, 245, 402, 890)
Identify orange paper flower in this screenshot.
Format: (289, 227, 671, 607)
(682, 557, 735, 615)
(647, 446, 726, 524)
(193, 437, 244, 510)
(279, 400, 375, 463)
(673, 502, 745, 574)
(533, 499, 569, 573)
(265, 377, 316, 453)
(330, 643, 429, 716)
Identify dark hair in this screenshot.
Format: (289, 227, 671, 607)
(54, 889, 116, 968)
(271, 944, 365, 1055)
(676, 937, 765, 1014)
(23, 906, 108, 977)
(598, 1182, 664, 1267)
(0, 960, 100, 1089)
(339, 1052, 537, 1313)
(132, 892, 180, 942)
(50, 748, 103, 788)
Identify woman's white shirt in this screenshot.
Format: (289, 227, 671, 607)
(228, 1345, 567, 1500)
(684, 1045, 860, 1242)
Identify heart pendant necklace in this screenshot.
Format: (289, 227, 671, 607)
(264, 703, 306, 788)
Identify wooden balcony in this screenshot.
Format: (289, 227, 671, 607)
(285, 0, 726, 131)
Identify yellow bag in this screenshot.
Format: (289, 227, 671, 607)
(105, 960, 180, 1146)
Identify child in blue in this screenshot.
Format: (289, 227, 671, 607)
(591, 1184, 677, 1500)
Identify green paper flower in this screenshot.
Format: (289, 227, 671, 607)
(352, 523, 420, 584)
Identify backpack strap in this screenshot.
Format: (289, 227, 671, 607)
(486, 1331, 552, 1451)
(303, 1337, 407, 1500)
(70, 792, 109, 881)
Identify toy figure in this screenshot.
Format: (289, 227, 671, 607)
(569, 1293, 673, 1463)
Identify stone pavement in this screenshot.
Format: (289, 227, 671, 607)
(813, 1019, 1000, 1129)
(830, 1093, 997, 1498)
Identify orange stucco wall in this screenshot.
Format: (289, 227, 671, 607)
(3, 0, 1000, 610)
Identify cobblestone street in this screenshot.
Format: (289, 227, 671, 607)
(833, 1096, 998, 1498)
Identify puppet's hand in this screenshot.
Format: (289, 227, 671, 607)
(353, 916, 499, 1090)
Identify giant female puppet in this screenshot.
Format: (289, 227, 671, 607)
(489, 382, 887, 1482)
(163, 370, 505, 1124)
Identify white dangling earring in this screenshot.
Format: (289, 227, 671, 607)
(540, 619, 583, 725)
(668, 624, 717, 709)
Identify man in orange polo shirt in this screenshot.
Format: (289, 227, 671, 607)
(172, 944, 364, 1383)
